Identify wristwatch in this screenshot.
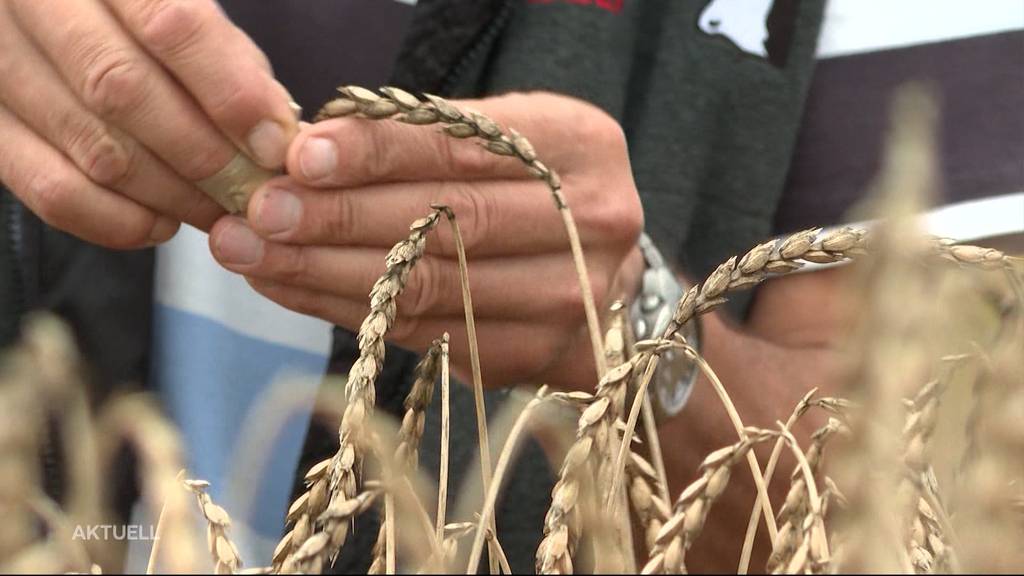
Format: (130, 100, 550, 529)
(630, 233, 700, 422)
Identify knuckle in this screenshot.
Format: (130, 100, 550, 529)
(578, 184, 644, 247)
(324, 191, 357, 243)
(616, 193, 645, 245)
(26, 171, 71, 224)
(443, 137, 499, 175)
(62, 118, 135, 188)
(434, 182, 492, 254)
(81, 49, 149, 119)
(285, 290, 323, 318)
(270, 246, 308, 285)
(361, 123, 395, 182)
(571, 100, 627, 151)
(203, 78, 259, 125)
(404, 257, 442, 317)
(137, 1, 209, 56)
(556, 283, 590, 323)
(388, 313, 421, 343)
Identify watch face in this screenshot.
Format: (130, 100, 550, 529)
(654, 348, 697, 417)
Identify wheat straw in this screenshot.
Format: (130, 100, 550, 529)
(434, 205, 502, 574)
(738, 388, 818, 573)
(466, 387, 551, 574)
(437, 334, 452, 544)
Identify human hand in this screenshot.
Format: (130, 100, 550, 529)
(0, 0, 298, 248)
(208, 92, 645, 389)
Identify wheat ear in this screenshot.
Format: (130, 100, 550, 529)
(280, 487, 381, 574)
(183, 478, 242, 574)
(627, 451, 673, 553)
(317, 86, 606, 379)
(536, 351, 645, 574)
(642, 428, 778, 574)
(94, 397, 197, 574)
(767, 418, 844, 573)
(276, 209, 443, 572)
(368, 339, 444, 574)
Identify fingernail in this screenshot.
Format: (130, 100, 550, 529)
(247, 120, 288, 168)
(299, 137, 337, 181)
(254, 187, 302, 236)
(216, 220, 263, 265)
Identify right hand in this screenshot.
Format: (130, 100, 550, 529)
(0, 0, 299, 248)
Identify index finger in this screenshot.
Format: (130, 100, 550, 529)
(104, 0, 298, 169)
(285, 92, 614, 187)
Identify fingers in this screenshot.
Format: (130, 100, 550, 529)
(246, 278, 571, 386)
(10, 0, 239, 181)
(244, 178, 570, 256)
(210, 217, 607, 320)
(0, 105, 179, 249)
(0, 14, 223, 231)
(286, 92, 621, 187)
(104, 0, 298, 168)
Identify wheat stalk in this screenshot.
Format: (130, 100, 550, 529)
(465, 387, 552, 573)
(433, 204, 504, 574)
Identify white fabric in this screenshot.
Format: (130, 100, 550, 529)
(817, 0, 1024, 59)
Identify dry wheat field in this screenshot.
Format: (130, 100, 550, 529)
(0, 85, 1021, 574)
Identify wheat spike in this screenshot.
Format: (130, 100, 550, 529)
(183, 478, 242, 574)
(643, 429, 778, 574)
(276, 209, 443, 572)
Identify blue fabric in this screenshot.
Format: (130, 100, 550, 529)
(152, 305, 326, 541)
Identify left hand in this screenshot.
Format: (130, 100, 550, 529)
(208, 92, 645, 390)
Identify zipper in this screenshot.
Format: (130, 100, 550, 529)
(440, 0, 515, 95)
(2, 189, 25, 333)
(2, 189, 61, 501)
